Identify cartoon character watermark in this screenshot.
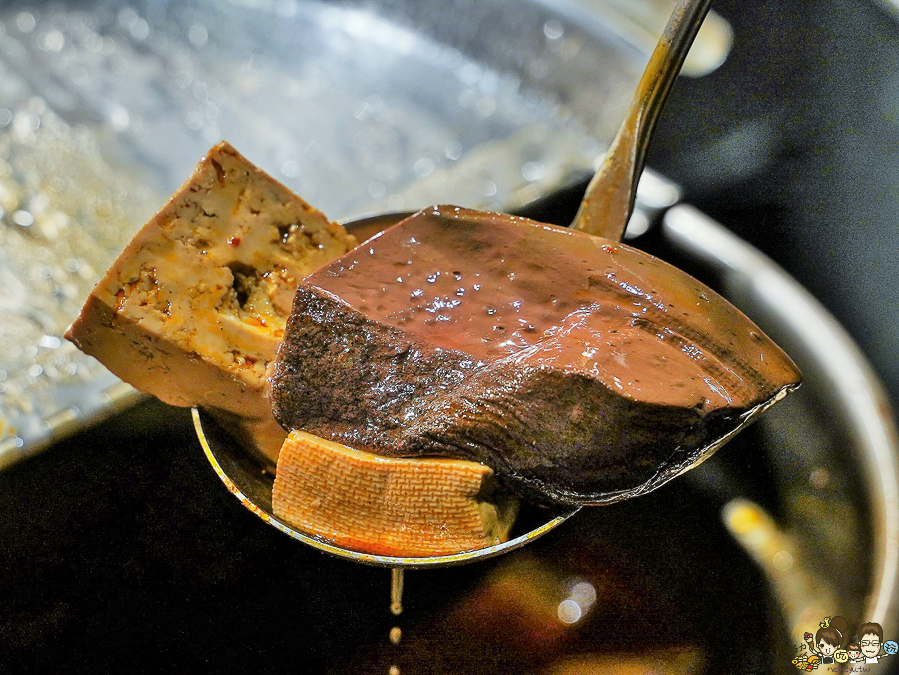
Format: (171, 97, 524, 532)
(791, 616, 896, 671)
(858, 622, 897, 665)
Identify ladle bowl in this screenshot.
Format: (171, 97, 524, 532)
(192, 0, 711, 569)
(191, 210, 580, 568)
(192, 407, 580, 569)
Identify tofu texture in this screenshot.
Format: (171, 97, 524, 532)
(66, 142, 357, 460)
(274, 430, 517, 556)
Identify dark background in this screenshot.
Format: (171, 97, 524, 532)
(651, 0, 899, 412)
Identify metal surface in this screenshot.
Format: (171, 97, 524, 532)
(664, 204, 899, 646)
(573, 0, 711, 239)
(192, 407, 580, 569)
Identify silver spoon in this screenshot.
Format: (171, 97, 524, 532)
(573, 0, 713, 240)
(193, 0, 712, 570)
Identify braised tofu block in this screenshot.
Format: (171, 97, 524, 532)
(274, 430, 517, 556)
(66, 142, 357, 463)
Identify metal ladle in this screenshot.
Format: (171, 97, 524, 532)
(193, 0, 713, 570)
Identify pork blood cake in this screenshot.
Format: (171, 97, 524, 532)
(270, 206, 801, 507)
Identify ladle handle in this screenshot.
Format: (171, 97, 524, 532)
(571, 0, 713, 241)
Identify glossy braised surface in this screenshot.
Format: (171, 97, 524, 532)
(271, 207, 801, 506)
(315, 206, 795, 407)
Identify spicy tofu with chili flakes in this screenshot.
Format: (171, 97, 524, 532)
(66, 142, 357, 463)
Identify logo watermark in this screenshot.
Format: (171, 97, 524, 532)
(791, 616, 896, 671)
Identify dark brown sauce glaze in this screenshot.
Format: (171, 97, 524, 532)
(270, 206, 800, 506)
